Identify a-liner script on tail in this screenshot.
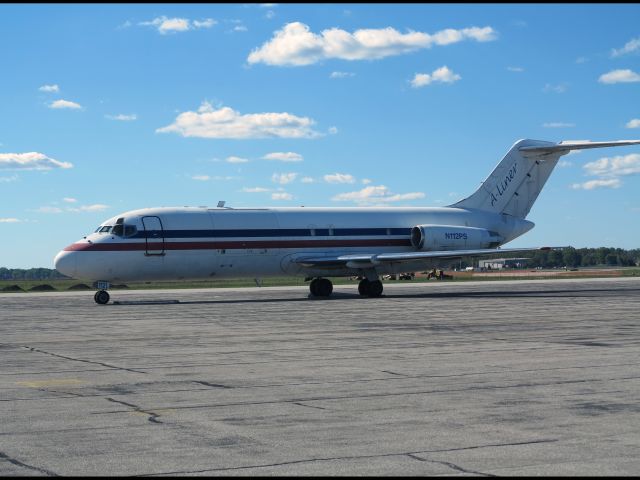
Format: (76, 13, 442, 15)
(54, 138, 640, 304)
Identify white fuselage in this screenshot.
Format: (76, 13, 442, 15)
(53, 206, 534, 283)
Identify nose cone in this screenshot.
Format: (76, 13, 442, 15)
(54, 250, 77, 278)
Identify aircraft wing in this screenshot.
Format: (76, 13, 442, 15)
(294, 247, 553, 268)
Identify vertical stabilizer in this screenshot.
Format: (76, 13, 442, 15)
(450, 138, 640, 219)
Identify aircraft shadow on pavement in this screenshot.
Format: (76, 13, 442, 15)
(107, 286, 638, 306)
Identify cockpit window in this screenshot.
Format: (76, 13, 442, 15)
(124, 225, 137, 237)
(99, 226, 112, 233)
(111, 224, 137, 237)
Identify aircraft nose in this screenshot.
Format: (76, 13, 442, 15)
(54, 250, 77, 278)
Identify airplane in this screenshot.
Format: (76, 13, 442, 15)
(54, 138, 640, 304)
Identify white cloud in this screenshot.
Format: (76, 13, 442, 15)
(328, 126, 338, 135)
(543, 83, 568, 93)
(242, 187, 271, 192)
(49, 99, 82, 109)
(301, 176, 315, 183)
(576, 56, 588, 64)
(558, 160, 573, 168)
(271, 172, 297, 184)
(248, 22, 496, 66)
(192, 175, 210, 181)
(157, 101, 321, 139)
(271, 192, 292, 200)
(362, 178, 372, 184)
(35, 206, 63, 214)
(571, 179, 621, 190)
(105, 113, 137, 121)
(332, 185, 425, 204)
(410, 66, 461, 87)
(139, 16, 216, 34)
(68, 204, 109, 213)
(583, 154, 640, 178)
(63, 197, 77, 203)
(507, 66, 524, 72)
(39, 84, 60, 93)
(542, 122, 575, 128)
(330, 71, 355, 79)
(193, 19, 216, 29)
(0, 174, 18, 182)
(324, 173, 355, 184)
(598, 69, 640, 84)
(0, 218, 21, 223)
(0, 152, 73, 170)
(226, 156, 249, 163)
(626, 119, 640, 129)
(611, 37, 640, 57)
(262, 151, 303, 162)
(233, 25, 248, 32)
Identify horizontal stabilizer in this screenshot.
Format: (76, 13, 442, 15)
(519, 140, 640, 154)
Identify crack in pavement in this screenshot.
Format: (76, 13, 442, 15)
(192, 381, 233, 389)
(407, 453, 496, 476)
(292, 402, 327, 410)
(21, 346, 147, 374)
(0, 451, 58, 476)
(138, 438, 556, 475)
(106, 398, 163, 424)
(95, 374, 640, 414)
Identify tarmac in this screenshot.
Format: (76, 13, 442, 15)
(1, 276, 640, 476)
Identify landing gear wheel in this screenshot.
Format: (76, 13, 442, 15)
(368, 280, 384, 297)
(94, 290, 110, 305)
(309, 278, 319, 296)
(359, 279, 383, 297)
(358, 279, 370, 296)
(309, 278, 333, 297)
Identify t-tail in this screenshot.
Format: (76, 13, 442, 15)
(450, 139, 640, 219)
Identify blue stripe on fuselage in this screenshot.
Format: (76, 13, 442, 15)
(131, 227, 411, 239)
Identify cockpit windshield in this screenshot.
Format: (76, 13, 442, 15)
(111, 224, 138, 238)
(94, 218, 138, 237)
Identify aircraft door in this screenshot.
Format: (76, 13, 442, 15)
(142, 216, 165, 256)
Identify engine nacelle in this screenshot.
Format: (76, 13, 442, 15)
(410, 224, 503, 251)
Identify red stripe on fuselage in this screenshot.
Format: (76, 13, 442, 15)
(64, 238, 412, 251)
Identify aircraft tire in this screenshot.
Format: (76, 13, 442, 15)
(367, 280, 384, 297)
(94, 290, 110, 305)
(309, 278, 319, 296)
(358, 279, 370, 296)
(317, 278, 333, 297)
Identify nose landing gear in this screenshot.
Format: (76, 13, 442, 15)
(94, 290, 110, 305)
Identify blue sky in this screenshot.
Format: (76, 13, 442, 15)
(1, 3, 640, 268)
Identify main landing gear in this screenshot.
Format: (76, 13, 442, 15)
(307, 276, 384, 298)
(358, 278, 384, 297)
(309, 277, 333, 297)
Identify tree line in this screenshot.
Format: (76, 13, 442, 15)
(485, 247, 640, 269)
(0, 267, 69, 281)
